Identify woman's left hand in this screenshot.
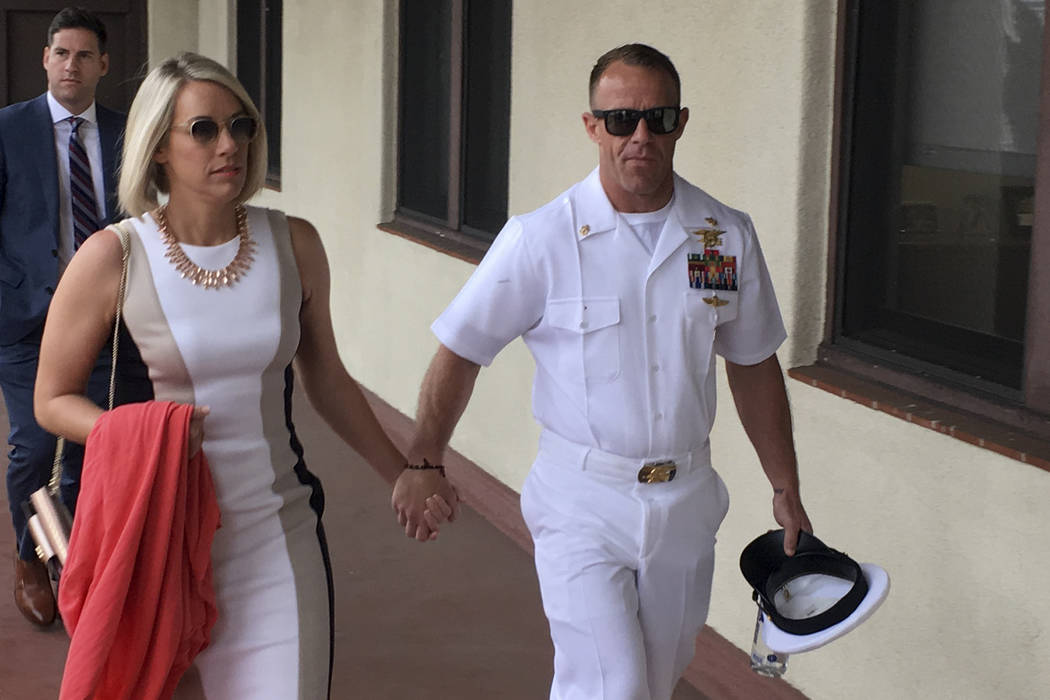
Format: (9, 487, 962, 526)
(423, 492, 456, 532)
(188, 404, 210, 457)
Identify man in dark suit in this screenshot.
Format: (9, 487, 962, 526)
(0, 7, 147, 627)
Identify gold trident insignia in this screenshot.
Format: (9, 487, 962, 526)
(693, 217, 725, 248)
(702, 294, 730, 307)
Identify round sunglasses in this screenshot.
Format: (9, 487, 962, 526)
(591, 106, 681, 136)
(170, 115, 259, 145)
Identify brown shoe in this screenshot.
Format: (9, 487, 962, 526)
(13, 551, 56, 626)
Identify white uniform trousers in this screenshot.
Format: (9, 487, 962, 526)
(521, 431, 731, 700)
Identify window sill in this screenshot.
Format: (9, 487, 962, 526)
(378, 218, 487, 265)
(788, 356, 1050, 474)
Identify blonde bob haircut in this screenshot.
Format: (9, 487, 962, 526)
(119, 51, 268, 216)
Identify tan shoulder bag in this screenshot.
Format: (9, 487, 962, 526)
(23, 221, 133, 577)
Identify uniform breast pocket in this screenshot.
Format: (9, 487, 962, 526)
(684, 289, 739, 327)
(546, 297, 621, 383)
(682, 290, 738, 370)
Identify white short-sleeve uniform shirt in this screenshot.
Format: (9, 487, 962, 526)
(433, 168, 786, 460)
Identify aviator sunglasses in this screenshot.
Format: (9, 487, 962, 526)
(170, 115, 259, 145)
(590, 106, 681, 136)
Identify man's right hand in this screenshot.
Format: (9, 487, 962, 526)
(772, 486, 812, 556)
(391, 467, 459, 542)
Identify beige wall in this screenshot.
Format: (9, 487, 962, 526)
(147, 0, 198, 64)
(147, 0, 236, 69)
(197, 0, 236, 66)
(159, 1, 1050, 697)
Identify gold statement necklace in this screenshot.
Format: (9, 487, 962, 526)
(155, 204, 256, 289)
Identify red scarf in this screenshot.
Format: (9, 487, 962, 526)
(59, 401, 220, 700)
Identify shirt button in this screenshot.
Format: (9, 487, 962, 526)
(45, 286, 54, 295)
(51, 249, 59, 258)
(651, 364, 660, 373)
(654, 412, 664, 421)
(579, 321, 588, 329)
(648, 314, 657, 323)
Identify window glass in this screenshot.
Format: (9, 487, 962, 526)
(842, 0, 1044, 390)
(237, 0, 282, 184)
(398, 0, 452, 223)
(396, 0, 511, 241)
(462, 0, 512, 235)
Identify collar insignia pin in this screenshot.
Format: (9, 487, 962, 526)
(579, 224, 590, 237)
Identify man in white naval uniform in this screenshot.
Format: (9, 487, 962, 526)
(402, 44, 813, 700)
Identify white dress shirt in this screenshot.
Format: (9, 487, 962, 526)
(433, 168, 787, 459)
(47, 91, 106, 270)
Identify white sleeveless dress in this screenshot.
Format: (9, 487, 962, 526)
(120, 207, 331, 699)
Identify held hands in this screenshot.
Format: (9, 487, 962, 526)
(772, 486, 813, 556)
(188, 405, 210, 457)
(391, 465, 459, 542)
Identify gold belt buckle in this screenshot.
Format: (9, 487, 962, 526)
(638, 460, 677, 484)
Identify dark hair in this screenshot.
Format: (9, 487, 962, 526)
(589, 44, 680, 107)
(47, 7, 107, 54)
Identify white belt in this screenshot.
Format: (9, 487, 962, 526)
(538, 430, 712, 484)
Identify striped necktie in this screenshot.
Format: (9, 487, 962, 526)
(68, 116, 101, 249)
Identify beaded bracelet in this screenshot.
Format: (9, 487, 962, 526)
(403, 458, 446, 478)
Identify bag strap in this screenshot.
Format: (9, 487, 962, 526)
(107, 221, 132, 411)
(48, 221, 133, 495)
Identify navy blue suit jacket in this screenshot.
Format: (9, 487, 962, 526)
(0, 93, 125, 345)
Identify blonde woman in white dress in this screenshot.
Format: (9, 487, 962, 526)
(35, 52, 457, 698)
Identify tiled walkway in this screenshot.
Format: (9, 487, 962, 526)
(0, 389, 707, 699)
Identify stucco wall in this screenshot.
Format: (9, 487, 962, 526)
(154, 1, 1050, 697)
(147, 0, 198, 64)
(147, 0, 247, 84)
(197, 0, 235, 67)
